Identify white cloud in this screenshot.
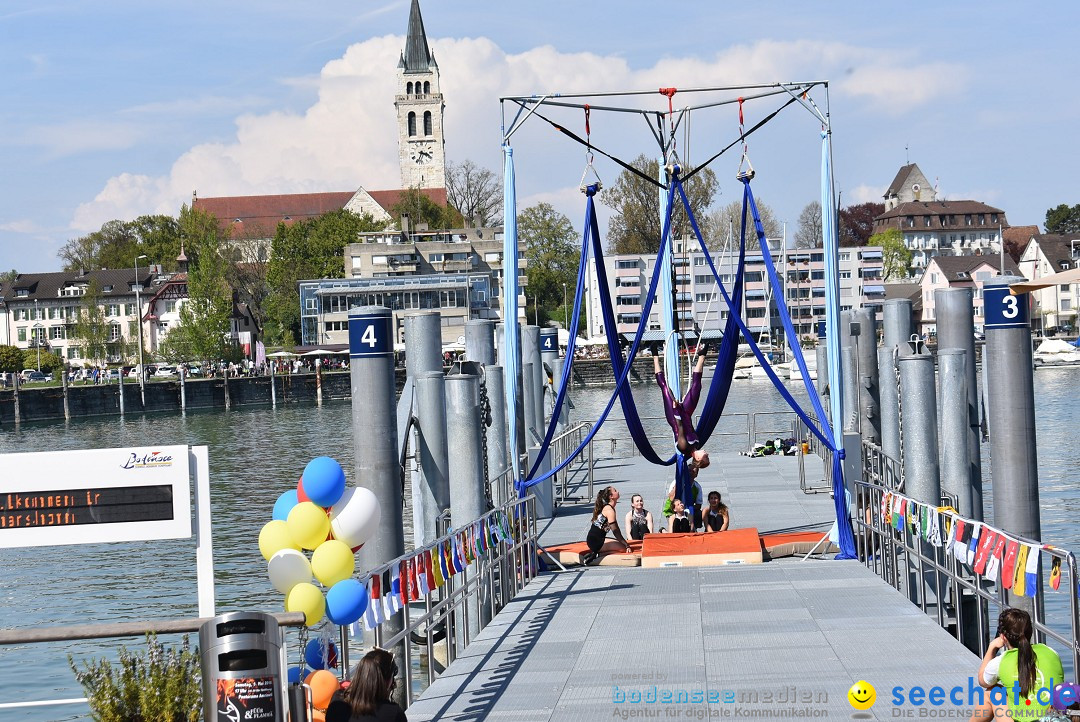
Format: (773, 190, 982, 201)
(0, 219, 41, 233)
(845, 184, 886, 205)
(71, 34, 967, 232)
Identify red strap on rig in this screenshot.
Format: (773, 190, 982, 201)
(584, 104, 591, 142)
(659, 87, 677, 117)
(738, 97, 745, 130)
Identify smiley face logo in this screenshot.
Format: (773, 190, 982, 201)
(847, 680, 876, 710)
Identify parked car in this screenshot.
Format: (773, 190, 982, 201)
(154, 365, 177, 378)
(26, 371, 47, 383)
(20, 369, 36, 382)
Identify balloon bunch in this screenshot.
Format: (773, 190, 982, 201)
(258, 456, 381, 627)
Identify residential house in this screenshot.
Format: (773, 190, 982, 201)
(1018, 233, 1080, 335)
(918, 255, 1020, 337)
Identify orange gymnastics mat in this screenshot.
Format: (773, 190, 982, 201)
(640, 528, 763, 567)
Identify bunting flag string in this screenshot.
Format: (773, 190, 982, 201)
(872, 489, 1067, 600)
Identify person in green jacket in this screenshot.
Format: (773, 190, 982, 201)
(973, 607, 1065, 720)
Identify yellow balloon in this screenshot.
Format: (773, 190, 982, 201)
(259, 520, 299, 561)
(285, 582, 325, 627)
(311, 540, 355, 587)
(287, 502, 330, 551)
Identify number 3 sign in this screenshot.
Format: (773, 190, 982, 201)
(349, 311, 393, 357)
(983, 286, 1029, 329)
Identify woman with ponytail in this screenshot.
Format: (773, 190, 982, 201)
(583, 486, 631, 565)
(972, 607, 1064, 721)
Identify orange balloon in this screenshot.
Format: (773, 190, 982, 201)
(308, 669, 339, 711)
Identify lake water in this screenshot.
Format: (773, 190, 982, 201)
(0, 367, 1077, 718)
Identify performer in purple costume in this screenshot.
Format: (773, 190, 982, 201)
(652, 343, 711, 468)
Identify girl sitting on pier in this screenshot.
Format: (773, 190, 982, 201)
(971, 608, 1064, 721)
(703, 491, 730, 533)
(669, 498, 693, 533)
(624, 494, 655, 540)
(583, 486, 632, 565)
(651, 344, 711, 468)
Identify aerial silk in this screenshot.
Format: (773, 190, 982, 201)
(502, 144, 522, 485)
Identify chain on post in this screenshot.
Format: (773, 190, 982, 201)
(894, 347, 905, 492)
(296, 625, 309, 674)
(479, 370, 493, 508)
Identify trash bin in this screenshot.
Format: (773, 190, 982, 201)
(200, 611, 286, 722)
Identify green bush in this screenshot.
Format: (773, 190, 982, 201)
(69, 634, 201, 722)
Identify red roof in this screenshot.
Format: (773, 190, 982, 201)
(193, 187, 448, 237)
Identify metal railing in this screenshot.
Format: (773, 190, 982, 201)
(0, 612, 307, 712)
(489, 422, 594, 509)
(363, 493, 540, 707)
(853, 447, 1080, 677)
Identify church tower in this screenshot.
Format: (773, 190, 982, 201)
(396, 0, 446, 190)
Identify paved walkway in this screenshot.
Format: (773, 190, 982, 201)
(406, 454, 981, 722)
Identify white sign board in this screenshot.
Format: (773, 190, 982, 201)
(0, 444, 192, 548)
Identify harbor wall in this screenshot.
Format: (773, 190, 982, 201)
(0, 357, 687, 425)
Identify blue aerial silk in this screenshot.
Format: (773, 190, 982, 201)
(502, 144, 522, 485)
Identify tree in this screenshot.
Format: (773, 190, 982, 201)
(446, 160, 502, 226)
(58, 215, 181, 272)
(793, 202, 822, 248)
(602, 155, 718, 254)
(1044, 203, 1080, 234)
(838, 202, 885, 247)
(875, 228, 911, 280)
(265, 209, 383, 345)
(0, 269, 17, 287)
(517, 203, 580, 315)
(0, 345, 22, 372)
(70, 280, 112, 365)
(708, 198, 782, 251)
(389, 187, 461, 231)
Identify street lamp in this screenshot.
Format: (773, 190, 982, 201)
(134, 254, 147, 404)
(32, 323, 44, 371)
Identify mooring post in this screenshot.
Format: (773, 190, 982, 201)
(223, 366, 231, 411)
(404, 310, 445, 549)
(933, 287, 984, 521)
(269, 363, 276, 408)
(937, 350, 973, 516)
(878, 298, 912, 465)
(882, 298, 913, 351)
(445, 372, 490, 639)
(61, 367, 70, 421)
(180, 367, 187, 412)
(118, 370, 125, 417)
(522, 326, 544, 438)
(12, 373, 19, 426)
(485, 365, 508, 508)
(539, 327, 559, 425)
(315, 361, 322, 406)
(552, 356, 568, 431)
(983, 278, 1041, 606)
(897, 351, 942, 608)
(465, 319, 496, 365)
(349, 307, 405, 667)
(854, 309, 880, 445)
(414, 371, 450, 548)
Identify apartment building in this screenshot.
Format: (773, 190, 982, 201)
(1018, 233, 1080, 335)
(917, 255, 1021, 337)
(584, 244, 885, 343)
(298, 226, 527, 346)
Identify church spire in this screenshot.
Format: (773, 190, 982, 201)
(402, 0, 435, 73)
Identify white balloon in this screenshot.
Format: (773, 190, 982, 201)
(329, 487, 381, 549)
(268, 548, 313, 594)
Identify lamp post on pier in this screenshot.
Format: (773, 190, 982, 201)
(134, 255, 147, 405)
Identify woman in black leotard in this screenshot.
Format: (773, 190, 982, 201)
(583, 486, 631, 565)
(703, 491, 730, 533)
(623, 494, 654, 541)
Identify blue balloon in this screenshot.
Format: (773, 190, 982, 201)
(304, 638, 338, 670)
(301, 457, 346, 508)
(272, 489, 300, 521)
(326, 578, 368, 626)
(287, 666, 308, 685)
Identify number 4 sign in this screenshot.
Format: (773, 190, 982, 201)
(983, 286, 1029, 329)
(349, 313, 393, 357)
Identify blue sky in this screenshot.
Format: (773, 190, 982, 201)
(2, 1, 1078, 274)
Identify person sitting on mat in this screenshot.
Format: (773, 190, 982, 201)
(669, 498, 693, 534)
(624, 494, 654, 541)
(971, 607, 1065, 721)
(703, 491, 730, 533)
(663, 474, 703, 529)
(651, 343, 711, 468)
(583, 486, 631, 565)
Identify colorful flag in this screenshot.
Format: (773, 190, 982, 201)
(439, 541, 452, 579)
(895, 499, 907, 533)
(1001, 540, 1020, 590)
(1024, 546, 1041, 598)
(973, 530, 997, 575)
(944, 516, 958, 556)
(1050, 557, 1062, 591)
(368, 575, 384, 626)
(429, 548, 444, 588)
(390, 565, 402, 614)
(966, 523, 982, 567)
(951, 520, 968, 559)
(928, 511, 942, 547)
(1013, 544, 1030, 596)
(416, 552, 429, 595)
(882, 493, 892, 525)
(986, 535, 1007, 582)
(409, 557, 421, 600)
